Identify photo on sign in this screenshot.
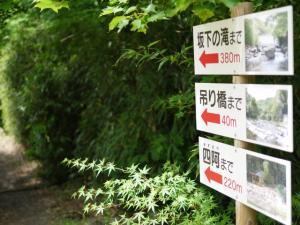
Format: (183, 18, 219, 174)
(246, 154, 287, 221)
(245, 11, 288, 72)
(246, 86, 288, 148)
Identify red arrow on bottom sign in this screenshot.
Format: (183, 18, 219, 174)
(205, 167, 223, 184)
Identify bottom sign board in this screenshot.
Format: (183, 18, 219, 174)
(199, 137, 291, 225)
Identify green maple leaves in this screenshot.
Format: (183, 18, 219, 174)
(33, 0, 69, 13)
(31, 0, 240, 22)
(63, 158, 225, 225)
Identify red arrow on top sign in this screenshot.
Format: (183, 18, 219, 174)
(201, 109, 220, 126)
(205, 167, 223, 184)
(199, 51, 219, 68)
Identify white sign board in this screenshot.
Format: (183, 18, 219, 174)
(199, 137, 292, 225)
(193, 6, 293, 75)
(195, 83, 293, 152)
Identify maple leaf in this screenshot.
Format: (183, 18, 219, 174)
(33, 0, 69, 13)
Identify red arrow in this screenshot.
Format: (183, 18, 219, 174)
(199, 51, 219, 68)
(205, 167, 223, 184)
(201, 108, 220, 126)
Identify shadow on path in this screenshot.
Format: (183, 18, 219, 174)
(0, 128, 41, 192)
(0, 129, 86, 225)
(0, 188, 62, 225)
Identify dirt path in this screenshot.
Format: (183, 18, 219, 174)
(0, 129, 89, 225)
(0, 187, 83, 225)
(0, 128, 41, 192)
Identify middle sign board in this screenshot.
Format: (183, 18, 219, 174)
(195, 83, 293, 152)
(193, 6, 293, 75)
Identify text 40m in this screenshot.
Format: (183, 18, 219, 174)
(220, 52, 240, 63)
(222, 115, 237, 127)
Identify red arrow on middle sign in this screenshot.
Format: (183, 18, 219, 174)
(205, 167, 223, 184)
(199, 51, 219, 68)
(201, 108, 220, 126)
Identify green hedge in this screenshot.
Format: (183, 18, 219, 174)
(0, 7, 120, 180)
(0, 3, 196, 181)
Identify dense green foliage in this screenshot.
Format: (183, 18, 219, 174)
(0, 1, 119, 179)
(0, 0, 198, 180)
(0, 0, 300, 224)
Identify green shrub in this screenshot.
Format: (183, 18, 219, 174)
(0, 2, 197, 180)
(63, 157, 233, 225)
(0, 4, 123, 180)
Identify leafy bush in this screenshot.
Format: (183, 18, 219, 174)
(63, 157, 233, 225)
(0, 2, 123, 180)
(0, 1, 197, 180)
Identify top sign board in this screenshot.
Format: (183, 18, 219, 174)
(193, 6, 293, 75)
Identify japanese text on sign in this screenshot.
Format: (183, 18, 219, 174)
(197, 28, 242, 48)
(199, 89, 242, 110)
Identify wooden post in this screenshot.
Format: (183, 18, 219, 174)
(231, 2, 257, 225)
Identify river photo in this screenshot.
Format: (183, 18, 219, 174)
(246, 155, 287, 222)
(246, 86, 288, 148)
(245, 11, 289, 72)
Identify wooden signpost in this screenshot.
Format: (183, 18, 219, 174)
(193, 2, 294, 225)
(232, 4, 257, 225)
